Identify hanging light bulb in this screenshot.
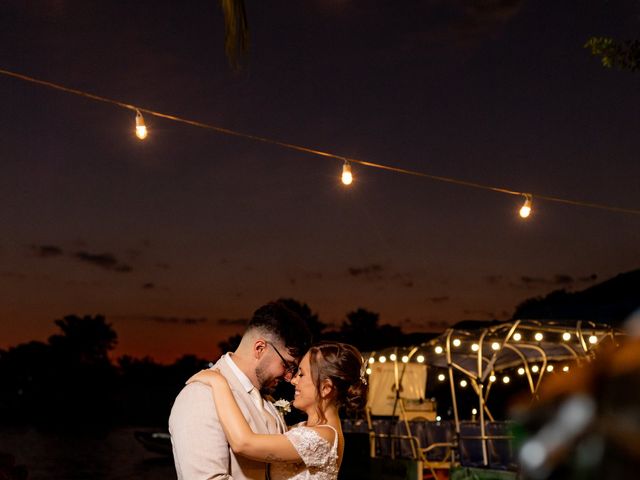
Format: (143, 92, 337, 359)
(135, 109, 147, 140)
(437, 373, 446, 382)
(401, 355, 409, 363)
(519, 194, 532, 218)
(341, 161, 353, 185)
(389, 353, 397, 362)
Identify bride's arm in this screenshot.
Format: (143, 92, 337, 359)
(187, 370, 302, 462)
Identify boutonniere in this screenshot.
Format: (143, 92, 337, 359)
(273, 398, 292, 414)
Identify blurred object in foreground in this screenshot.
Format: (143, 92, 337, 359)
(514, 311, 640, 479)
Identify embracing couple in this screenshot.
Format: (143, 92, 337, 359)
(169, 301, 368, 480)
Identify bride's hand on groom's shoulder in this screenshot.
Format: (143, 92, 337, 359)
(186, 368, 225, 388)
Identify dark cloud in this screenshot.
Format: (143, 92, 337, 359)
(554, 274, 574, 285)
(578, 274, 598, 283)
(216, 318, 248, 326)
(391, 273, 415, 288)
(348, 264, 384, 279)
(111, 315, 208, 325)
(510, 273, 586, 289)
(485, 275, 503, 285)
(74, 251, 132, 273)
(145, 316, 208, 325)
(427, 296, 450, 304)
(30, 244, 64, 257)
(456, 0, 525, 42)
(520, 276, 547, 286)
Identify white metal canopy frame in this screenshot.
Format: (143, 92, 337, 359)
(363, 319, 625, 468)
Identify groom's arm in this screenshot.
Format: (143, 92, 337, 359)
(169, 382, 231, 479)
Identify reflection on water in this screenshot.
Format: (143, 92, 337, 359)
(0, 427, 176, 480)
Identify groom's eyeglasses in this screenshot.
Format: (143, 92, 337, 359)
(267, 342, 298, 376)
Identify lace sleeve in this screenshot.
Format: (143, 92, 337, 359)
(284, 426, 332, 468)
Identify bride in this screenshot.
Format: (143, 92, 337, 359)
(188, 341, 368, 480)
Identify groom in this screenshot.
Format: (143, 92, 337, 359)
(169, 301, 312, 479)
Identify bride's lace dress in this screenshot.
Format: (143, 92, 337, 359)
(269, 423, 339, 480)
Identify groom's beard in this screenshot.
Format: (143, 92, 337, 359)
(255, 366, 278, 395)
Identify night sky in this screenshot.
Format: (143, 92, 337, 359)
(2, 0, 639, 363)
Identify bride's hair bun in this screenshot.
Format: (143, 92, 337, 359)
(309, 342, 369, 419)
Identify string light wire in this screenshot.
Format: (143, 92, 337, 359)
(1, 67, 639, 216)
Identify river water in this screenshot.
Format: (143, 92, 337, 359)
(0, 427, 176, 479)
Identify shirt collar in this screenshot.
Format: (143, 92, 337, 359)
(223, 352, 255, 394)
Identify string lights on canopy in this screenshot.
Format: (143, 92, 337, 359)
(1, 67, 639, 219)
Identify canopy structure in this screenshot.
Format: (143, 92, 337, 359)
(362, 319, 625, 467)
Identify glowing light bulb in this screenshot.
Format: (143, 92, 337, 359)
(562, 365, 570, 372)
(589, 335, 598, 344)
(416, 355, 425, 363)
(368, 357, 375, 364)
(438, 373, 446, 382)
(434, 345, 444, 354)
(546, 365, 554, 372)
(366, 368, 372, 375)
(531, 365, 539, 373)
(460, 379, 468, 388)
(491, 342, 500, 351)
(562, 332, 572, 341)
(135, 110, 147, 140)
(534, 332, 544, 342)
(379, 355, 387, 363)
(519, 194, 532, 218)
(341, 162, 353, 185)
(503, 376, 510, 384)
(452, 338, 461, 347)
(389, 354, 397, 362)
(517, 367, 525, 375)
(489, 375, 496, 383)
(401, 355, 409, 363)
(472, 408, 478, 415)
(471, 343, 480, 352)
(436, 415, 442, 422)
(513, 332, 522, 342)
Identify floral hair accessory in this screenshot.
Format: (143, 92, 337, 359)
(273, 398, 292, 414)
(360, 366, 368, 385)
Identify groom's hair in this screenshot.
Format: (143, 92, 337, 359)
(246, 301, 312, 359)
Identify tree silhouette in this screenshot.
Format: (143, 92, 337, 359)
(48, 314, 117, 365)
(218, 334, 242, 355)
(336, 308, 404, 352)
(277, 298, 328, 343)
